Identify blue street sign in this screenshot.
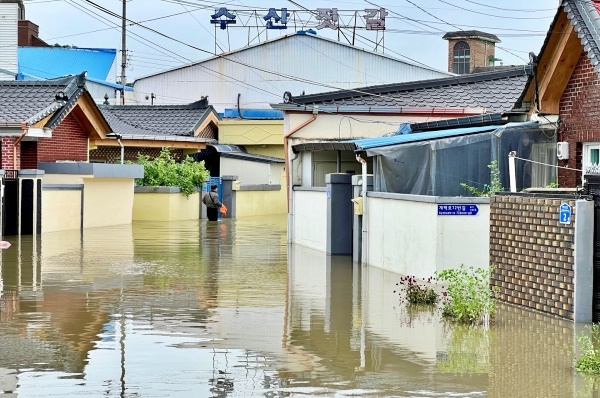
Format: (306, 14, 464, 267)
(438, 204, 479, 216)
(559, 203, 571, 224)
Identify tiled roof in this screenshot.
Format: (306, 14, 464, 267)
(442, 30, 501, 43)
(0, 72, 86, 127)
(100, 99, 218, 137)
(562, 0, 600, 76)
(288, 67, 531, 114)
(18, 47, 116, 81)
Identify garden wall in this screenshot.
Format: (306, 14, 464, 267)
(489, 195, 594, 321)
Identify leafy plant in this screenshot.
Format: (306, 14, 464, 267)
(576, 323, 600, 374)
(437, 265, 496, 326)
(395, 275, 439, 305)
(546, 181, 559, 188)
(460, 160, 504, 197)
(133, 148, 210, 197)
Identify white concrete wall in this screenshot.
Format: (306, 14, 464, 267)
(292, 189, 327, 252)
(290, 187, 490, 277)
(365, 193, 490, 278)
(221, 158, 283, 185)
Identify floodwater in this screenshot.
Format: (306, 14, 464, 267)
(0, 215, 595, 397)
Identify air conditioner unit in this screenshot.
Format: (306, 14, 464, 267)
(557, 142, 569, 160)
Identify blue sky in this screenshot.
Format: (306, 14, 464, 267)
(25, 0, 556, 82)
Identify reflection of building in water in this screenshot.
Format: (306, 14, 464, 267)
(284, 244, 488, 392)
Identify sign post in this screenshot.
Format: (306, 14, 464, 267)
(437, 204, 479, 216)
(559, 203, 572, 224)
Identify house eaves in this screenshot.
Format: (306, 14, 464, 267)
(271, 104, 487, 115)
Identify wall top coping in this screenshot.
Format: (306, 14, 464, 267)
(368, 192, 490, 204)
(134, 186, 202, 193)
(239, 184, 281, 191)
(293, 186, 327, 192)
(19, 169, 45, 178)
(38, 162, 144, 179)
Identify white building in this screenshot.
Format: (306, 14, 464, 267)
(133, 31, 451, 112)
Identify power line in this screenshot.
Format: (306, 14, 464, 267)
(460, 0, 556, 13)
(403, 0, 462, 31)
(435, 0, 555, 20)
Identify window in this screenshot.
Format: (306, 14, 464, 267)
(453, 41, 470, 74)
(583, 143, 600, 176)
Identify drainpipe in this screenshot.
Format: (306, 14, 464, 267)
(284, 107, 319, 211)
(13, 122, 28, 169)
(356, 153, 368, 265)
(284, 107, 318, 245)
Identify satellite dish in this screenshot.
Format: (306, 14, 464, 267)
(283, 91, 293, 104)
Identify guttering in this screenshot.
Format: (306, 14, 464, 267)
(271, 104, 486, 115)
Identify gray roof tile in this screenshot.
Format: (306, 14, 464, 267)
(99, 99, 218, 137)
(291, 67, 531, 114)
(0, 74, 84, 126)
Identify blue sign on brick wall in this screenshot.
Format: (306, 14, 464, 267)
(559, 203, 571, 224)
(438, 204, 479, 216)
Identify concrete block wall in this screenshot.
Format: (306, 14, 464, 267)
(490, 196, 578, 320)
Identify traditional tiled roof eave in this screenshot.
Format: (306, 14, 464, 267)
(563, 0, 600, 76)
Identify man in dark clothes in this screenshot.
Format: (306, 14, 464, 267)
(202, 184, 223, 221)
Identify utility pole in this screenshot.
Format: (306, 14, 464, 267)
(120, 0, 127, 105)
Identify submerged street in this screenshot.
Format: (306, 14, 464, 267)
(0, 216, 591, 397)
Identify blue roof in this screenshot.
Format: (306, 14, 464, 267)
(17, 47, 116, 81)
(353, 124, 507, 151)
(223, 108, 284, 119)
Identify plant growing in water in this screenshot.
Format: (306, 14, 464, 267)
(576, 323, 600, 374)
(437, 265, 496, 326)
(460, 160, 504, 197)
(133, 148, 210, 198)
(395, 275, 439, 305)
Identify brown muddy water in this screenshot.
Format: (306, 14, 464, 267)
(0, 215, 595, 397)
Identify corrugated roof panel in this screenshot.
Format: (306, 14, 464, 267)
(353, 125, 506, 150)
(133, 33, 451, 112)
(18, 47, 116, 81)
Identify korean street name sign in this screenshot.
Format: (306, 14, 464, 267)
(437, 204, 479, 216)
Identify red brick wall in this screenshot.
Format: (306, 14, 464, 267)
(1, 137, 19, 170)
(20, 141, 38, 169)
(558, 51, 600, 187)
(37, 112, 88, 163)
(446, 38, 496, 73)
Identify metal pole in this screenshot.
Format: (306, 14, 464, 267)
(508, 151, 517, 192)
(121, 0, 127, 105)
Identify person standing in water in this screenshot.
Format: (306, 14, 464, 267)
(202, 184, 223, 221)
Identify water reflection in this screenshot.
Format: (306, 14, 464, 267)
(0, 217, 593, 396)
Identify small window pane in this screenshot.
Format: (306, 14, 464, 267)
(591, 148, 599, 164)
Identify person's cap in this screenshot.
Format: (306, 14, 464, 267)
(211, 184, 218, 190)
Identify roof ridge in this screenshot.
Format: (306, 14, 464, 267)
(292, 66, 532, 104)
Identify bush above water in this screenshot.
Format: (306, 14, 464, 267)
(133, 148, 210, 197)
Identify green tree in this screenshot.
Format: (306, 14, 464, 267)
(133, 148, 209, 197)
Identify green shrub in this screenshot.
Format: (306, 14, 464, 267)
(437, 265, 496, 326)
(576, 323, 600, 374)
(134, 148, 210, 197)
(460, 160, 504, 197)
(395, 275, 439, 305)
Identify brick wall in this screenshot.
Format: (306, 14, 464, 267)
(490, 195, 575, 320)
(89, 146, 185, 163)
(446, 38, 496, 73)
(37, 112, 88, 163)
(20, 141, 38, 169)
(1, 137, 19, 170)
(558, 51, 600, 188)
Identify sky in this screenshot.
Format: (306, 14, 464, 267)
(24, 0, 558, 84)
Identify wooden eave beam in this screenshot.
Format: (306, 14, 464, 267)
(74, 93, 110, 139)
(528, 10, 584, 115)
(193, 112, 219, 138)
(90, 138, 208, 150)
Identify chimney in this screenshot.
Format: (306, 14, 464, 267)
(18, 20, 46, 47)
(442, 30, 501, 74)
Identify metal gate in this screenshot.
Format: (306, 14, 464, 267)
(585, 174, 600, 322)
(3, 169, 18, 236)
